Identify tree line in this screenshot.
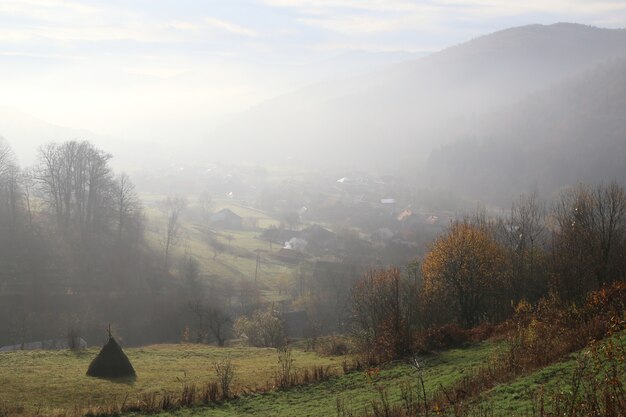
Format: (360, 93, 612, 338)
(351, 183, 626, 360)
(0, 138, 194, 346)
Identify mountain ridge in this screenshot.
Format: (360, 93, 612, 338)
(208, 23, 626, 172)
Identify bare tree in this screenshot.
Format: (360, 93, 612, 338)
(588, 182, 626, 286)
(21, 167, 36, 227)
(188, 298, 231, 346)
(551, 182, 626, 299)
(198, 191, 213, 223)
(35, 141, 113, 238)
(0, 139, 21, 232)
(114, 173, 141, 241)
(0, 137, 12, 177)
(496, 191, 548, 302)
(207, 307, 231, 347)
(162, 195, 187, 271)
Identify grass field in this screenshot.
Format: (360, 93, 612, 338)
(122, 341, 499, 417)
(0, 341, 499, 416)
(141, 196, 294, 302)
(478, 332, 626, 415)
(3, 336, 620, 417)
(0, 344, 345, 416)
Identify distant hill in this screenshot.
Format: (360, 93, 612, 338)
(428, 58, 626, 204)
(0, 107, 147, 171)
(210, 23, 626, 171)
(0, 107, 101, 165)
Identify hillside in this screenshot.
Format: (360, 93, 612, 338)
(428, 58, 626, 203)
(2, 333, 623, 417)
(209, 23, 626, 171)
(0, 340, 498, 416)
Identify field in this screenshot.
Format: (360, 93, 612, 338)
(0, 344, 345, 416)
(0, 341, 499, 417)
(141, 195, 294, 302)
(153, 341, 499, 417)
(2, 335, 624, 417)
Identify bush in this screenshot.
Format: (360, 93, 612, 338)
(416, 323, 469, 351)
(213, 356, 236, 399)
(233, 309, 285, 348)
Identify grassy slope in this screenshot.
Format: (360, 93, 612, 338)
(4, 336, 614, 417)
(142, 196, 293, 302)
(480, 332, 626, 415)
(143, 342, 499, 417)
(0, 344, 343, 415)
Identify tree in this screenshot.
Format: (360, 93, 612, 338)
(262, 224, 279, 251)
(180, 255, 201, 293)
(207, 307, 231, 347)
(188, 299, 231, 346)
(495, 191, 548, 303)
(114, 173, 141, 241)
(233, 309, 285, 347)
(422, 221, 508, 328)
(197, 191, 213, 223)
(36, 141, 114, 239)
(551, 182, 626, 300)
(161, 195, 187, 271)
(0, 139, 21, 232)
(351, 267, 416, 360)
(0, 137, 12, 178)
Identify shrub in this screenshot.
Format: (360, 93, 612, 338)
(274, 347, 296, 389)
(416, 323, 469, 351)
(213, 356, 236, 399)
(233, 309, 285, 348)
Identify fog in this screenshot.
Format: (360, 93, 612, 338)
(2, 0, 626, 368)
(1, 2, 625, 177)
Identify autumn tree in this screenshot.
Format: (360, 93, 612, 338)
(351, 267, 417, 361)
(422, 221, 508, 328)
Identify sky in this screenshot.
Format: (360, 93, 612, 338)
(1, 0, 626, 158)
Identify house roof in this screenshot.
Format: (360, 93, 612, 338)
(211, 208, 242, 221)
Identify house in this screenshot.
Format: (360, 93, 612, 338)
(210, 208, 243, 229)
(276, 247, 308, 264)
(302, 224, 335, 245)
(425, 215, 439, 225)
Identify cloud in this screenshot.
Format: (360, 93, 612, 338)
(263, 0, 626, 36)
(204, 17, 258, 37)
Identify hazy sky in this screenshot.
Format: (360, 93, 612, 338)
(1, 0, 626, 147)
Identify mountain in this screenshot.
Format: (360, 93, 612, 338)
(209, 23, 626, 171)
(0, 107, 103, 165)
(428, 58, 626, 204)
(0, 107, 147, 171)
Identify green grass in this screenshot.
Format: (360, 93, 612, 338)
(141, 198, 293, 300)
(477, 332, 626, 416)
(131, 341, 500, 417)
(0, 344, 344, 416)
(11, 336, 614, 417)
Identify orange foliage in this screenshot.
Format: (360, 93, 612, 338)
(421, 221, 508, 327)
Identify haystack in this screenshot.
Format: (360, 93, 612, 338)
(86, 329, 135, 378)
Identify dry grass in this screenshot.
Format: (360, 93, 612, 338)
(0, 343, 345, 416)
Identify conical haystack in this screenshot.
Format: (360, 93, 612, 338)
(86, 330, 136, 378)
